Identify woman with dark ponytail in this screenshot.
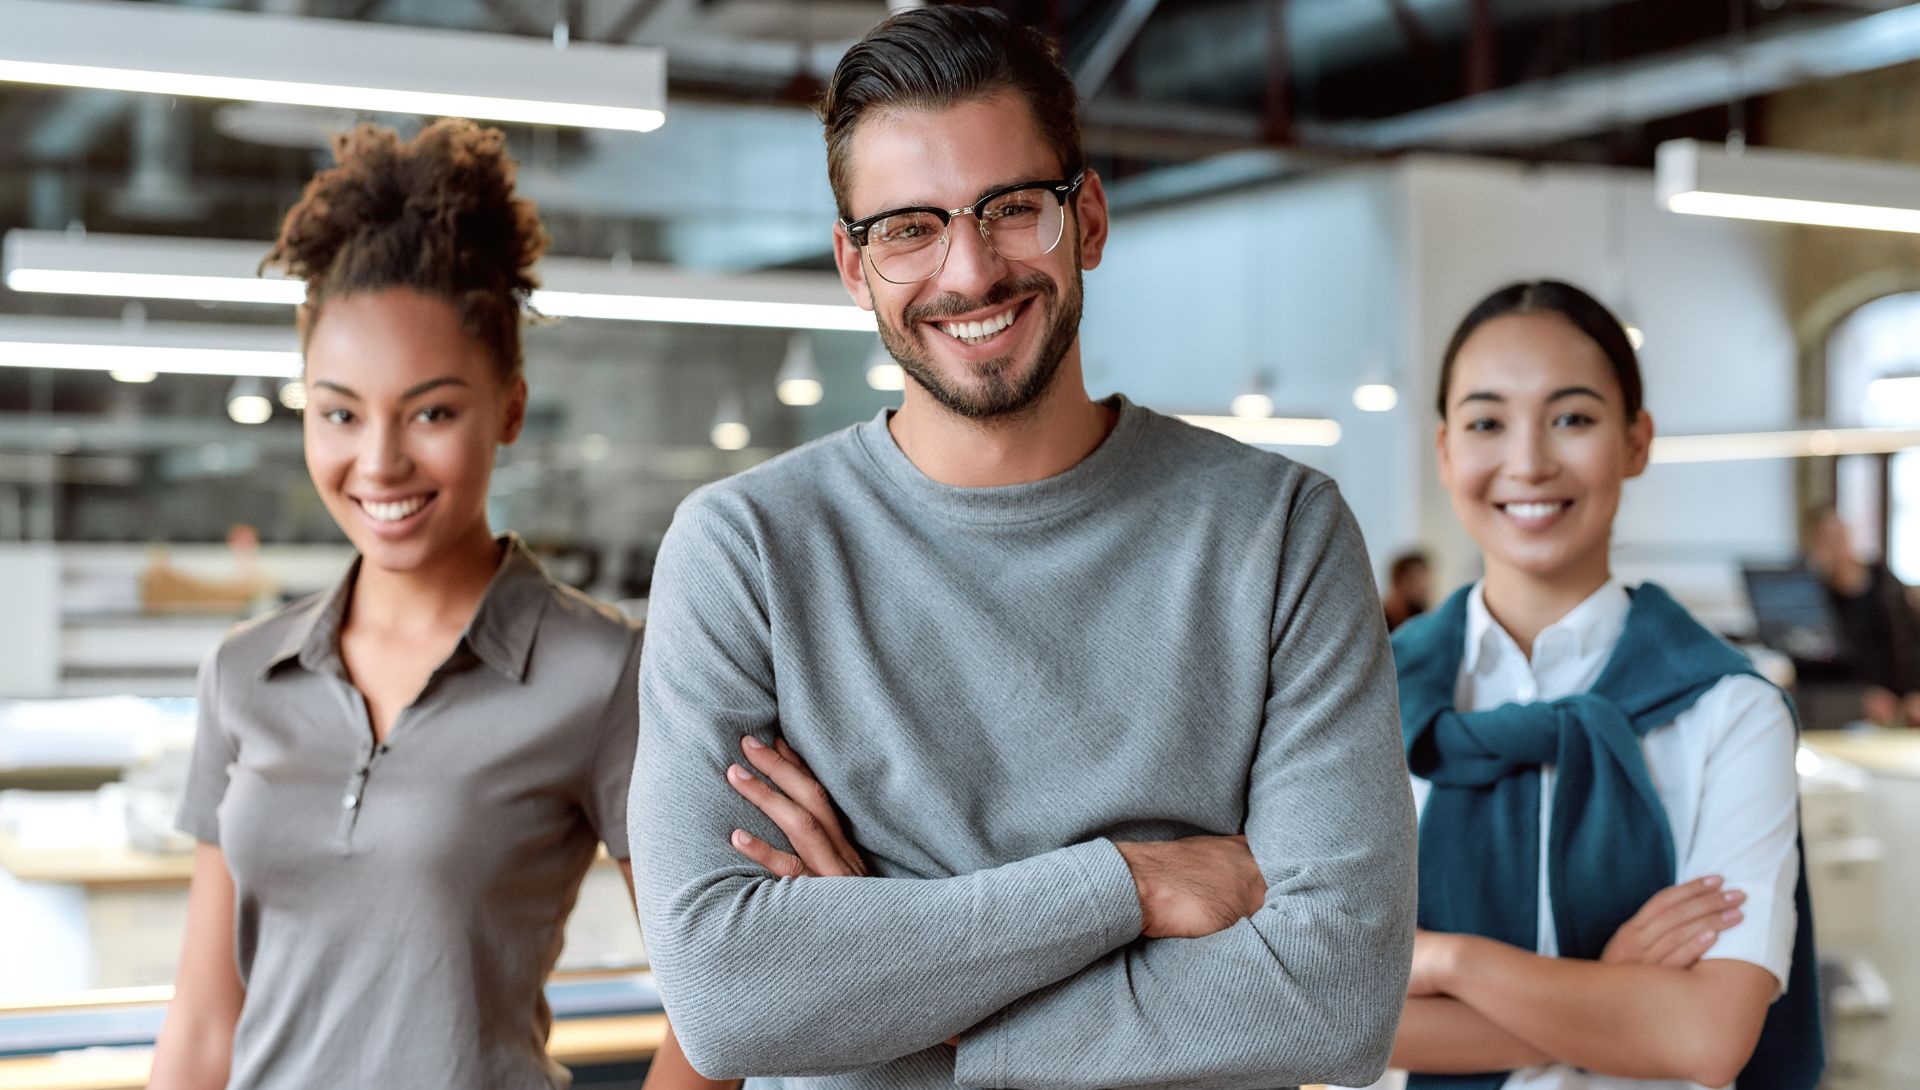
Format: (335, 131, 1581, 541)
(1382, 280, 1822, 1090)
(149, 120, 727, 1090)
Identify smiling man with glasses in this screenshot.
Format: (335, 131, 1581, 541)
(630, 8, 1416, 1090)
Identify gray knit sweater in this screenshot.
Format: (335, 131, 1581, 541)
(631, 396, 1416, 1089)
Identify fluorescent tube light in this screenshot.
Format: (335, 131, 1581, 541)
(1657, 139, 1920, 234)
(1178, 415, 1342, 447)
(0, 0, 664, 133)
(6, 268, 307, 306)
(4, 231, 874, 333)
(533, 291, 874, 332)
(0, 317, 300, 378)
(1650, 426, 1920, 464)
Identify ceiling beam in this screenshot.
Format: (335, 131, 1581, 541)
(603, 0, 670, 43)
(1073, 0, 1161, 99)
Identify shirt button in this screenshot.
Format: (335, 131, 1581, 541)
(342, 794, 358, 810)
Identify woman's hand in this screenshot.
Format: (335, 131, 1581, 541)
(1600, 875, 1745, 969)
(725, 735, 868, 878)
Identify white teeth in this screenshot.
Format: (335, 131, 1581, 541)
(361, 495, 428, 522)
(939, 306, 1017, 344)
(1502, 502, 1564, 520)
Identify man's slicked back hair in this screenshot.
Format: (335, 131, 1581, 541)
(819, 6, 1084, 221)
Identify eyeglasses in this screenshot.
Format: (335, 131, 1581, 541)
(841, 171, 1087, 285)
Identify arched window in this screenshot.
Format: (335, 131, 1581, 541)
(1827, 292, 1920, 583)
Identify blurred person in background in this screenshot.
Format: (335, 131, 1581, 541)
(1384, 280, 1822, 1090)
(147, 120, 714, 1090)
(1384, 549, 1434, 631)
(1803, 504, 1920, 727)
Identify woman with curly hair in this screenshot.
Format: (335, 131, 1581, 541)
(149, 119, 724, 1090)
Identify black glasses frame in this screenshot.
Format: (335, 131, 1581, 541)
(841, 171, 1088, 254)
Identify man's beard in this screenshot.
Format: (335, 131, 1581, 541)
(874, 262, 1084, 421)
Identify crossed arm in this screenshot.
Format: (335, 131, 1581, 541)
(1394, 678, 1803, 1086)
(723, 743, 1772, 1090)
(633, 489, 1416, 1087)
(1389, 876, 1749, 1076)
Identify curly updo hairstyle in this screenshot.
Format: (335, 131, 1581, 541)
(263, 118, 547, 381)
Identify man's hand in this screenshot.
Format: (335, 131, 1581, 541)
(1599, 875, 1745, 969)
(725, 735, 868, 878)
(1113, 835, 1267, 939)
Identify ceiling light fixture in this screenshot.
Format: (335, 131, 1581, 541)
(0, 0, 665, 133)
(1230, 392, 1275, 419)
(226, 377, 274, 425)
(775, 333, 824, 407)
(1352, 384, 1399, 413)
(864, 341, 905, 391)
(3, 230, 874, 333)
(1657, 138, 1920, 234)
(710, 396, 750, 452)
(0, 316, 300, 378)
(1650, 425, 1920, 464)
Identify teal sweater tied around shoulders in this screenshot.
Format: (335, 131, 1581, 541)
(1394, 582, 1823, 1090)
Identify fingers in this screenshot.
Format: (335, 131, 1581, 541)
(725, 762, 837, 874)
(1654, 924, 1727, 969)
(774, 737, 816, 777)
(1642, 895, 1745, 967)
(730, 828, 807, 879)
(1639, 883, 1744, 943)
(1607, 877, 1745, 968)
(743, 736, 831, 813)
(742, 737, 867, 876)
(1634, 875, 1724, 919)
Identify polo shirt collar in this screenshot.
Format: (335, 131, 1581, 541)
(1461, 577, 1630, 676)
(262, 534, 550, 683)
(463, 534, 550, 682)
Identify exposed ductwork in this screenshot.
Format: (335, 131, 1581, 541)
(1296, 4, 1920, 151)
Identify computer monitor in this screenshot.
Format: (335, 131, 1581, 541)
(1741, 566, 1844, 665)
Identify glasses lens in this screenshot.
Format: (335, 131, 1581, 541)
(869, 212, 948, 284)
(980, 188, 1064, 260)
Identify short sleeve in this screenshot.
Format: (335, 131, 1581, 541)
(1677, 675, 1801, 990)
(175, 645, 237, 844)
(583, 627, 643, 861)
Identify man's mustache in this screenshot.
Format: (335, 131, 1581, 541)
(902, 273, 1055, 326)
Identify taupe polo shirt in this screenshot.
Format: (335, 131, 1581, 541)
(178, 535, 641, 1090)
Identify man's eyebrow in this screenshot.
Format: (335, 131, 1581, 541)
(863, 176, 1062, 217)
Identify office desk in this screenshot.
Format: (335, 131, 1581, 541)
(0, 976, 665, 1090)
(0, 832, 643, 993)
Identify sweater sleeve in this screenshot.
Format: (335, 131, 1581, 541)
(952, 481, 1418, 1089)
(629, 494, 1143, 1080)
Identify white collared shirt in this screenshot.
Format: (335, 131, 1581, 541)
(1396, 579, 1800, 1090)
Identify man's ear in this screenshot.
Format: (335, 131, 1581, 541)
(1073, 168, 1111, 272)
(833, 223, 875, 311)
